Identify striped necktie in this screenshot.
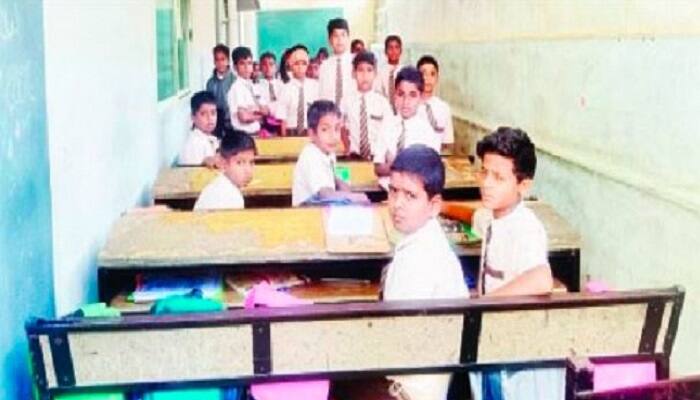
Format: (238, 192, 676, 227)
(397, 119, 406, 152)
(268, 80, 276, 102)
(425, 101, 439, 130)
(297, 82, 305, 132)
(359, 95, 371, 159)
(335, 56, 343, 106)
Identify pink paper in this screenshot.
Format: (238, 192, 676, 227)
(593, 362, 657, 392)
(586, 280, 612, 293)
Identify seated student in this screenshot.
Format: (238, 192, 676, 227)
(470, 127, 561, 400)
(178, 91, 220, 167)
(257, 51, 284, 136)
(279, 44, 319, 137)
(205, 44, 235, 127)
(339, 51, 393, 161)
(194, 130, 256, 211)
(227, 46, 270, 135)
(417, 55, 455, 153)
(292, 100, 369, 206)
(318, 18, 354, 107)
(332, 145, 468, 400)
(376, 35, 403, 102)
(373, 66, 438, 178)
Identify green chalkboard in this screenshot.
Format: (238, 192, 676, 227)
(257, 8, 343, 60)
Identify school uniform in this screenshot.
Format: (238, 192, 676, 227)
(178, 128, 219, 166)
(418, 95, 454, 144)
(383, 217, 469, 400)
(292, 143, 336, 206)
(372, 114, 440, 165)
(375, 63, 402, 101)
(339, 90, 393, 160)
(227, 77, 264, 134)
(193, 173, 244, 210)
(256, 78, 285, 134)
(318, 52, 354, 106)
(279, 78, 319, 135)
(205, 69, 235, 123)
(470, 201, 565, 400)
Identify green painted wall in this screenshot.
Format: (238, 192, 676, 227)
(257, 8, 343, 59)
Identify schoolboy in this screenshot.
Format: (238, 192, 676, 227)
(178, 91, 219, 167)
(194, 130, 256, 210)
(291, 100, 369, 206)
(205, 44, 235, 125)
(279, 45, 319, 136)
(373, 67, 438, 178)
(227, 46, 270, 135)
(376, 35, 403, 101)
(350, 38, 365, 54)
(318, 18, 354, 106)
(257, 51, 284, 135)
(339, 51, 393, 160)
(417, 55, 454, 153)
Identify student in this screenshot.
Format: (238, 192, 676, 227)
(306, 57, 321, 80)
(178, 91, 220, 167)
(350, 38, 365, 54)
(417, 55, 455, 153)
(292, 100, 369, 206)
(316, 47, 329, 62)
(318, 18, 354, 107)
(205, 44, 235, 126)
(376, 35, 403, 102)
(227, 46, 270, 135)
(470, 127, 561, 400)
(279, 47, 293, 84)
(279, 45, 319, 136)
(373, 67, 437, 178)
(193, 130, 256, 211)
(257, 51, 284, 135)
(339, 51, 393, 161)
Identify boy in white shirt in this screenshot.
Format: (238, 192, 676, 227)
(178, 91, 220, 167)
(375, 35, 403, 103)
(417, 55, 455, 153)
(318, 18, 354, 107)
(292, 100, 369, 206)
(279, 45, 319, 136)
(374, 67, 438, 178)
(194, 129, 256, 210)
(257, 51, 284, 136)
(339, 51, 393, 161)
(227, 46, 270, 135)
(470, 127, 562, 400)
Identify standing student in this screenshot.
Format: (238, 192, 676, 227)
(350, 38, 365, 54)
(257, 51, 284, 135)
(376, 35, 403, 103)
(279, 47, 293, 84)
(194, 130, 256, 210)
(278, 45, 319, 136)
(178, 91, 219, 167)
(339, 51, 393, 161)
(227, 46, 270, 135)
(292, 100, 369, 206)
(205, 44, 235, 126)
(307, 57, 321, 80)
(318, 18, 354, 107)
(417, 55, 455, 153)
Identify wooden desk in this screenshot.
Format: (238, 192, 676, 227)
(98, 201, 581, 308)
(154, 157, 479, 209)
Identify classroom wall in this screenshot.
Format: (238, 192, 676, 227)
(0, 0, 55, 397)
(376, 0, 700, 374)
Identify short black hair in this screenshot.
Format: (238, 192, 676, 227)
(260, 51, 276, 62)
(288, 43, 309, 56)
(219, 129, 257, 159)
(231, 46, 253, 65)
(352, 50, 376, 70)
(190, 91, 217, 115)
(351, 39, 364, 49)
(384, 35, 402, 49)
(390, 145, 445, 198)
(395, 66, 424, 92)
(213, 44, 230, 58)
(417, 55, 439, 72)
(476, 127, 537, 181)
(317, 47, 329, 58)
(327, 18, 349, 36)
(307, 100, 340, 131)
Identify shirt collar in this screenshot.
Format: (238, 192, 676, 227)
(395, 217, 442, 251)
(193, 128, 217, 143)
(490, 201, 525, 227)
(307, 142, 336, 163)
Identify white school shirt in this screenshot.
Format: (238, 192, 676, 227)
(383, 217, 469, 400)
(473, 202, 549, 294)
(256, 78, 285, 118)
(292, 143, 336, 206)
(374, 62, 402, 99)
(178, 128, 219, 166)
(193, 173, 244, 210)
(278, 78, 319, 129)
(318, 52, 355, 105)
(373, 114, 440, 164)
(227, 78, 264, 134)
(418, 95, 454, 144)
(339, 90, 393, 157)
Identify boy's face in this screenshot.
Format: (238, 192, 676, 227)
(289, 49, 309, 80)
(353, 62, 376, 92)
(306, 60, 320, 79)
(223, 149, 255, 188)
(310, 113, 341, 155)
(192, 103, 217, 134)
(386, 40, 402, 64)
(478, 153, 532, 217)
(261, 57, 276, 79)
(329, 29, 349, 54)
(388, 171, 441, 234)
(351, 41, 365, 53)
(419, 63, 438, 95)
(394, 80, 421, 119)
(214, 51, 229, 74)
(235, 56, 254, 79)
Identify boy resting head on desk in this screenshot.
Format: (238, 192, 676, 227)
(194, 129, 256, 211)
(178, 91, 219, 167)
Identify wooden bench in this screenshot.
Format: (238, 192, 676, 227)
(26, 287, 683, 399)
